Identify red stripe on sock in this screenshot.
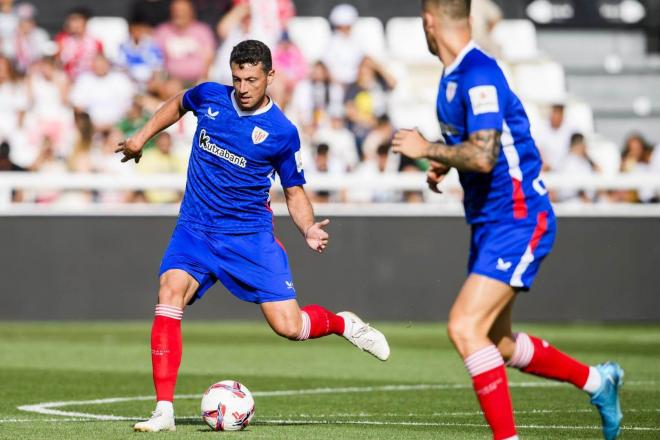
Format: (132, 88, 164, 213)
(151, 314, 182, 402)
(522, 335, 590, 389)
(299, 305, 345, 339)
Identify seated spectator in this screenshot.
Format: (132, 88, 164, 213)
(212, 3, 251, 85)
(347, 143, 401, 203)
(116, 99, 153, 149)
(234, 0, 294, 48)
(118, 20, 164, 84)
(362, 114, 395, 165)
(615, 133, 654, 203)
(29, 135, 68, 204)
(130, 0, 171, 29)
(556, 133, 600, 203)
(154, 0, 215, 84)
(535, 104, 575, 171)
(305, 143, 347, 203)
(13, 3, 50, 73)
(322, 3, 363, 86)
(270, 31, 306, 109)
(313, 114, 359, 172)
(139, 131, 186, 203)
(70, 53, 136, 131)
(344, 56, 396, 153)
(54, 7, 103, 79)
(0, 139, 24, 171)
(289, 60, 344, 133)
(0, 55, 28, 147)
(67, 111, 94, 173)
(0, 0, 18, 59)
(91, 129, 136, 203)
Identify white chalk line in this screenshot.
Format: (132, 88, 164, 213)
(10, 381, 659, 432)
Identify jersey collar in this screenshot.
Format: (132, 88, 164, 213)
(231, 90, 274, 117)
(443, 40, 478, 77)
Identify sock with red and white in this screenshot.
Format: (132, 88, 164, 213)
(151, 304, 183, 413)
(465, 345, 518, 440)
(506, 332, 601, 393)
(296, 304, 346, 340)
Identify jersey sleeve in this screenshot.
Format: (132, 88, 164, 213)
(182, 82, 218, 115)
(273, 127, 306, 188)
(460, 64, 506, 135)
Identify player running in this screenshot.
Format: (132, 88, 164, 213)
(392, 1, 623, 439)
(116, 40, 390, 433)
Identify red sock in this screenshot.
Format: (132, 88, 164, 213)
(296, 304, 345, 340)
(507, 333, 589, 389)
(465, 345, 517, 440)
(151, 305, 183, 402)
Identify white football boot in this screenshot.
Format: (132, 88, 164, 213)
(133, 407, 176, 432)
(338, 311, 390, 361)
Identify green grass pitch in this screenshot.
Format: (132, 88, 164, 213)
(0, 321, 658, 439)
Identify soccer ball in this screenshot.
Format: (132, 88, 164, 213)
(201, 380, 255, 431)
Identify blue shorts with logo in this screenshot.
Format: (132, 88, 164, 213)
(160, 222, 297, 304)
(468, 211, 556, 291)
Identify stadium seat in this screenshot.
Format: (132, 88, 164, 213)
(87, 17, 129, 63)
(385, 17, 436, 64)
(565, 100, 595, 135)
(287, 16, 331, 62)
(512, 61, 566, 105)
(352, 17, 387, 61)
(492, 19, 540, 62)
(388, 102, 442, 141)
(586, 134, 622, 175)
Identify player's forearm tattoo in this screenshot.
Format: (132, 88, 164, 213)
(426, 130, 501, 173)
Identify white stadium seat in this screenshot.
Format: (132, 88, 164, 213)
(512, 61, 566, 105)
(352, 17, 387, 60)
(287, 16, 331, 62)
(386, 17, 436, 64)
(586, 134, 621, 175)
(492, 19, 540, 62)
(87, 17, 129, 63)
(565, 101, 595, 136)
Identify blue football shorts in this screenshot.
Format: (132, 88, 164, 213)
(468, 211, 556, 291)
(159, 222, 297, 304)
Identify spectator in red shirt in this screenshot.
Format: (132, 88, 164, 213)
(54, 7, 103, 79)
(154, 0, 214, 84)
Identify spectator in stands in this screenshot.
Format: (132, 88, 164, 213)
(55, 7, 103, 79)
(0, 0, 17, 59)
(13, 3, 50, 73)
(130, 0, 171, 29)
(118, 20, 164, 84)
(270, 31, 306, 109)
(556, 133, 600, 203)
(313, 113, 359, 172)
(92, 129, 136, 203)
(470, 0, 502, 58)
(362, 114, 395, 165)
(139, 131, 185, 203)
(322, 3, 364, 86)
(235, 0, 294, 48)
(67, 111, 94, 173)
(344, 56, 396, 154)
(29, 135, 68, 203)
(213, 3, 251, 85)
(305, 143, 347, 203)
(535, 103, 575, 171)
(117, 99, 153, 149)
(0, 55, 27, 146)
(69, 53, 136, 131)
(347, 143, 401, 203)
(289, 60, 344, 133)
(0, 140, 24, 171)
(614, 133, 654, 203)
(154, 0, 214, 84)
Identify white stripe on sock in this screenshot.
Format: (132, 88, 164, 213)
(506, 332, 534, 369)
(155, 305, 183, 320)
(464, 345, 504, 377)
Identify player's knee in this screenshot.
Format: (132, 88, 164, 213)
(158, 280, 186, 306)
(446, 316, 479, 347)
(272, 319, 302, 340)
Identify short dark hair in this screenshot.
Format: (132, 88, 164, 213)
(68, 6, 92, 20)
(422, 0, 471, 19)
(316, 143, 330, 156)
(570, 133, 585, 146)
(230, 40, 272, 73)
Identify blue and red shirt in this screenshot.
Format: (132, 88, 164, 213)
(437, 41, 552, 224)
(179, 82, 305, 233)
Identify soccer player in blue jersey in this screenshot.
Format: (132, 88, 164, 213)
(116, 40, 390, 432)
(392, 1, 623, 439)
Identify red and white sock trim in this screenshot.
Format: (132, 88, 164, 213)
(506, 332, 534, 369)
(465, 345, 504, 377)
(155, 304, 183, 320)
(296, 311, 311, 341)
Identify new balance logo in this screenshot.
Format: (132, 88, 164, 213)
(207, 107, 219, 119)
(285, 280, 294, 290)
(496, 258, 512, 271)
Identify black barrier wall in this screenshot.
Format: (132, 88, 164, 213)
(1, 216, 659, 322)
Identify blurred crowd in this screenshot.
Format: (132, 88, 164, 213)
(0, 0, 658, 205)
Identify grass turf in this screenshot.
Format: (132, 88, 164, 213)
(0, 322, 658, 439)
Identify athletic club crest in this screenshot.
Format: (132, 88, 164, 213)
(446, 81, 458, 103)
(251, 126, 269, 144)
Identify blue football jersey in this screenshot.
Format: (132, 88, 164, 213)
(437, 42, 552, 224)
(179, 82, 305, 233)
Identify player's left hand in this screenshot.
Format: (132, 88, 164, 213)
(305, 219, 330, 253)
(392, 128, 430, 159)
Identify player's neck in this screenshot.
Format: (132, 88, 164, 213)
(437, 32, 472, 70)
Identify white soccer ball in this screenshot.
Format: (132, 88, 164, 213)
(201, 380, 255, 431)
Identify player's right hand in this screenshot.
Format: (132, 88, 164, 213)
(427, 160, 450, 194)
(115, 137, 143, 164)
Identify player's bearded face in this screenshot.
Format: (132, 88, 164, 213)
(422, 12, 439, 56)
(231, 62, 274, 111)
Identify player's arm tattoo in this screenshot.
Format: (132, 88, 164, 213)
(426, 129, 501, 173)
